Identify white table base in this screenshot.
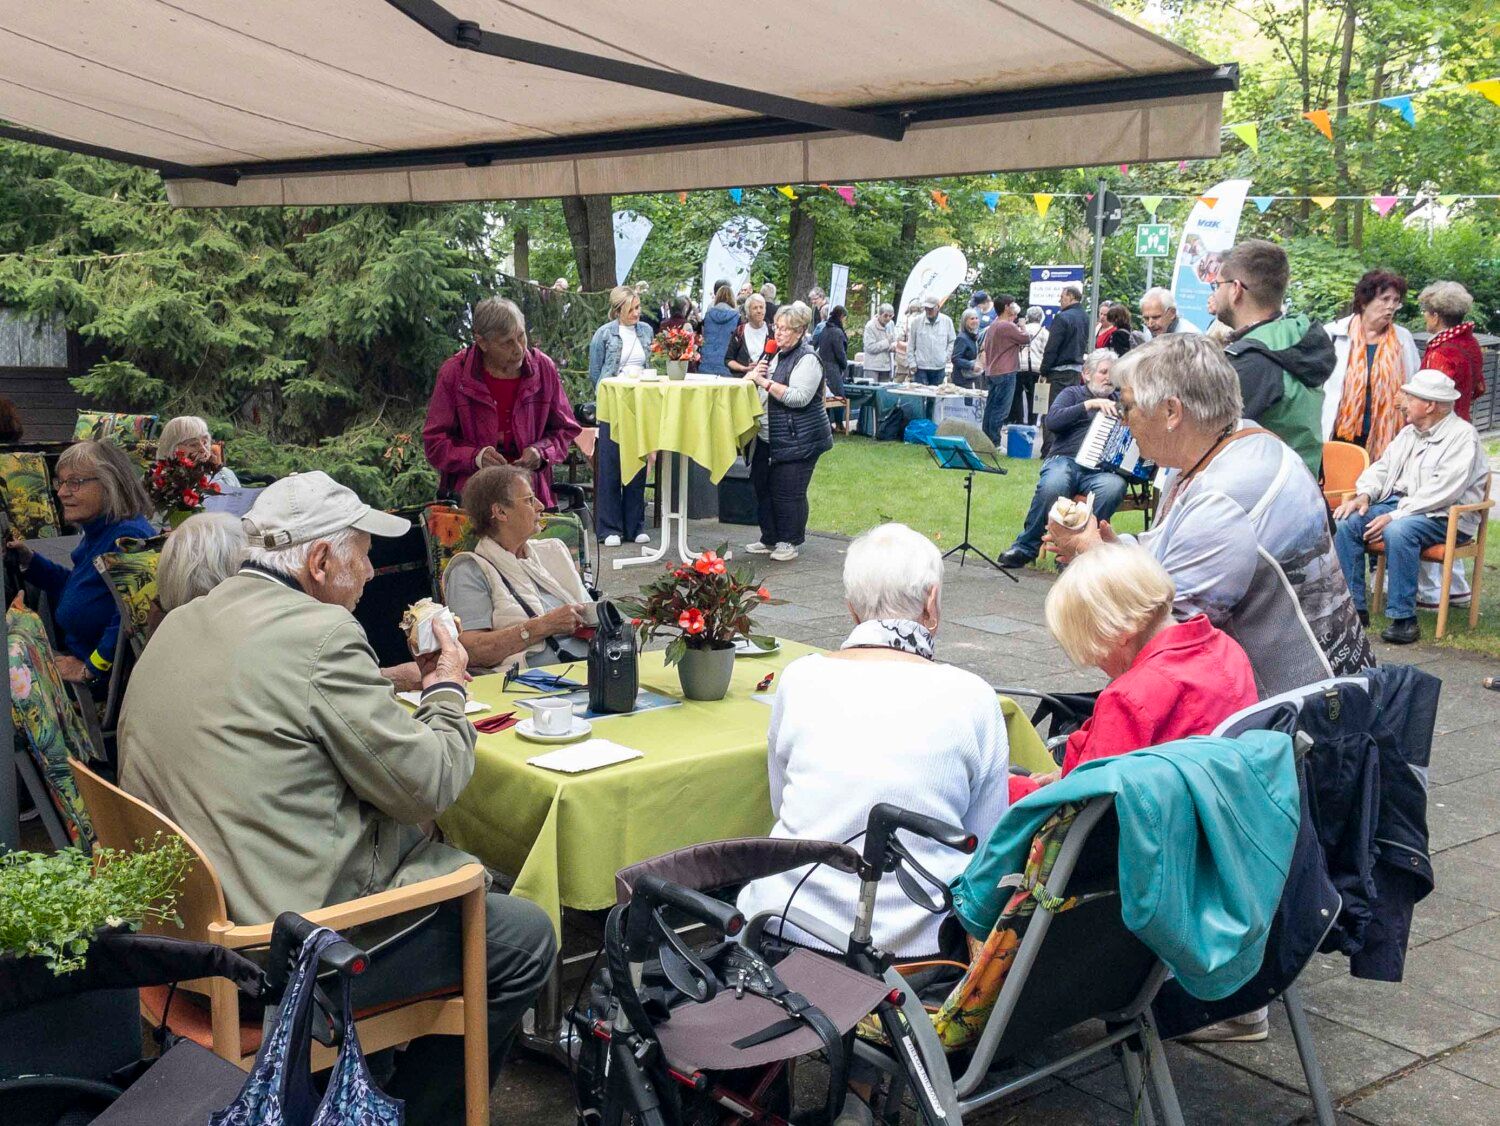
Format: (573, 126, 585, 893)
(612, 451, 700, 569)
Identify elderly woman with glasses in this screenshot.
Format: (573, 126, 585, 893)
(736, 523, 1010, 958)
(156, 415, 239, 491)
(4, 440, 155, 685)
(742, 301, 834, 562)
(1047, 334, 1372, 697)
(442, 465, 594, 674)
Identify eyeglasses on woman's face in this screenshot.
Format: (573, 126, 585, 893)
(53, 475, 100, 493)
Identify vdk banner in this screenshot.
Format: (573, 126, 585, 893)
(897, 246, 967, 321)
(1169, 178, 1251, 332)
(701, 215, 768, 306)
(612, 210, 653, 286)
(1028, 264, 1085, 327)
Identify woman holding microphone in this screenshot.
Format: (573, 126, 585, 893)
(741, 302, 833, 562)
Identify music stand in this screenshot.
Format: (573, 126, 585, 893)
(927, 437, 1017, 578)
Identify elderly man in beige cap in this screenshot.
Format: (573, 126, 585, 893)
(120, 471, 555, 1125)
(1332, 370, 1490, 645)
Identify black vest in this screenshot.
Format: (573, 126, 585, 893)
(767, 338, 834, 464)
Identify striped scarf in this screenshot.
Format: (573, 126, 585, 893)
(1333, 318, 1405, 457)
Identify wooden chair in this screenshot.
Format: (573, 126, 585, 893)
(825, 394, 852, 435)
(68, 760, 492, 1125)
(1322, 441, 1369, 509)
(1369, 472, 1493, 638)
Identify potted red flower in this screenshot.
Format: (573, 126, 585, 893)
(146, 451, 223, 527)
(651, 326, 700, 380)
(617, 545, 775, 700)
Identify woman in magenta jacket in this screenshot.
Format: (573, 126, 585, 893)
(423, 297, 581, 505)
(1012, 542, 1258, 802)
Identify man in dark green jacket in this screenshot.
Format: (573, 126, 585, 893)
(1211, 240, 1335, 475)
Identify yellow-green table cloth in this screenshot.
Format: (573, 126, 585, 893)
(594, 376, 762, 482)
(437, 640, 1052, 937)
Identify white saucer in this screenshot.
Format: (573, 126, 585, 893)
(733, 638, 781, 657)
(516, 716, 593, 744)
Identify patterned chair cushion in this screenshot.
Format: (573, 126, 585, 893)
(74, 411, 161, 468)
(421, 504, 477, 600)
(95, 534, 167, 654)
(0, 451, 62, 538)
(7, 599, 97, 848)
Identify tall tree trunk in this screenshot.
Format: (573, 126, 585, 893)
(788, 197, 816, 302)
(899, 196, 920, 263)
(512, 208, 530, 281)
(561, 194, 617, 290)
(1331, 2, 1357, 246)
(1352, 50, 1386, 252)
(1298, 0, 1312, 228)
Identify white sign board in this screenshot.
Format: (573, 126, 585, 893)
(1169, 179, 1251, 332)
(898, 246, 967, 319)
(828, 264, 849, 311)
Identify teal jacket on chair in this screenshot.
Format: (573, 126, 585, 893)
(951, 732, 1299, 1001)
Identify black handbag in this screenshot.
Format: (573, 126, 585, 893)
(588, 601, 638, 714)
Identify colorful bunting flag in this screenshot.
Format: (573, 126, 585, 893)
(1139, 195, 1164, 216)
(1468, 79, 1500, 106)
(982, 191, 1000, 211)
(1377, 96, 1415, 125)
(930, 189, 950, 211)
(1033, 193, 1054, 219)
(776, 185, 796, 200)
(677, 191, 688, 204)
(1177, 160, 1190, 173)
(1370, 195, 1399, 217)
(836, 186, 856, 206)
(1250, 196, 1275, 213)
(728, 187, 743, 204)
(1303, 109, 1334, 140)
(1197, 196, 1219, 209)
(1119, 164, 1130, 175)
(1228, 123, 1259, 152)
(1436, 194, 1460, 208)
(1311, 196, 1337, 210)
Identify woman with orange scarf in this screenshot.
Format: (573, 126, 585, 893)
(1322, 270, 1421, 457)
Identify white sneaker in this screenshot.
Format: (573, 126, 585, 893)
(634, 532, 652, 544)
(745, 541, 773, 554)
(770, 543, 799, 562)
(602, 534, 622, 547)
(1180, 1007, 1270, 1043)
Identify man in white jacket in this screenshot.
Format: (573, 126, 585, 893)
(908, 295, 956, 385)
(1332, 371, 1489, 645)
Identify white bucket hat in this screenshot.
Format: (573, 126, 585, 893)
(1400, 369, 1461, 403)
(242, 471, 410, 550)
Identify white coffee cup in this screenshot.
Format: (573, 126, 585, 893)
(531, 697, 575, 736)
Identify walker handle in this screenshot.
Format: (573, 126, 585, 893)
(863, 804, 978, 869)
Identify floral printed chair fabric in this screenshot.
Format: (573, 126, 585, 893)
(421, 503, 477, 600)
(0, 451, 63, 538)
(95, 534, 168, 659)
(73, 410, 161, 468)
(7, 598, 98, 849)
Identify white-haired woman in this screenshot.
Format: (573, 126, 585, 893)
(4, 440, 155, 685)
(862, 303, 897, 382)
(587, 285, 656, 546)
(1047, 334, 1373, 697)
(1015, 543, 1256, 799)
(157, 416, 239, 490)
(736, 523, 1010, 958)
(742, 302, 833, 562)
(156, 511, 247, 613)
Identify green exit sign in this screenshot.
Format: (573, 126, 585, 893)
(1136, 224, 1171, 257)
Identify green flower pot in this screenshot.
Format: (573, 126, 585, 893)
(677, 644, 735, 701)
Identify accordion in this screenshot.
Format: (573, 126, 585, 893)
(1074, 413, 1152, 481)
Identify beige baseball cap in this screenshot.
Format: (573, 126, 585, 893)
(242, 471, 410, 550)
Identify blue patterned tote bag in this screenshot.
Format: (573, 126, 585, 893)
(212, 927, 402, 1125)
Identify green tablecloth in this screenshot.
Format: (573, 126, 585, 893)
(438, 641, 1053, 936)
(594, 376, 762, 482)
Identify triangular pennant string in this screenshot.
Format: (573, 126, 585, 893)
(1468, 79, 1500, 106)
(1377, 96, 1415, 125)
(982, 191, 1000, 211)
(677, 191, 687, 204)
(1197, 196, 1219, 209)
(1370, 195, 1399, 217)
(1303, 109, 1334, 140)
(1311, 196, 1338, 210)
(1229, 123, 1259, 152)
(1250, 196, 1275, 213)
(930, 189, 950, 211)
(1033, 193, 1054, 219)
(776, 185, 796, 200)
(727, 187, 743, 205)
(1139, 195, 1164, 216)
(1436, 194, 1460, 207)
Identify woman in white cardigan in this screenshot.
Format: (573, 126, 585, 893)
(736, 523, 1011, 958)
(443, 465, 594, 673)
(1322, 270, 1420, 452)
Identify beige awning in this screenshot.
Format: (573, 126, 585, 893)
(0, 1, 1234, 207)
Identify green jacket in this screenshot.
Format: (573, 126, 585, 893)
(120, 570, 479, 922)
(1223, 315, 1335, 475)
(951, 732, 1298, 1001)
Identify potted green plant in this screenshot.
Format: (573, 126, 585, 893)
(618, 547, 775, 700)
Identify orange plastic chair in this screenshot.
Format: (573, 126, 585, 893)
(1322, 441, 1369, 509)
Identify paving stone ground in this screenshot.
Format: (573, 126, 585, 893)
(495, 518, 1500, 1124)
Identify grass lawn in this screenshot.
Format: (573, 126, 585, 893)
(805, 435, 1500, 660)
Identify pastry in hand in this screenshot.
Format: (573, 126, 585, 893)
(401, 598, 461, 656)
(1049, 496, 1092, 532)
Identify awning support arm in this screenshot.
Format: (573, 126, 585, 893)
(385, 0, 906, 143)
